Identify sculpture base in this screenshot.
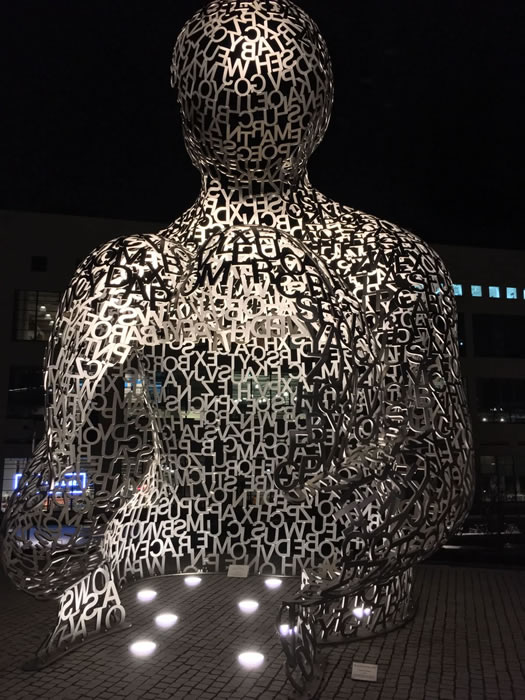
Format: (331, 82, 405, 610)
(279, 568, 415, 696)
(308, 568, 416, 644)
(23, 564, 128, 671)
(285, 656, 326, 700)
(22, 620, 132, 671)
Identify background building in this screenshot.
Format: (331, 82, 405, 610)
(438, 244, 525, 537)
(2, 210, 524, 539)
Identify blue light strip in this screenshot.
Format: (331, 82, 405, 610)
(14, 471, 88, 495)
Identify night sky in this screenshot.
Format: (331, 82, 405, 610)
(2, 0, 524, 248)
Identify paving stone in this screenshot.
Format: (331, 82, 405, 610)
(1, 565, 525, 699)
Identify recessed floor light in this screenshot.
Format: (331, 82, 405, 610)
(264, 578, 282, 590)
(238, 599, 259, 614)
(238, 651, 264, 669)
(155, 613, 178, 629)
(130, 640, 157, 657)
(184, 576, 202, 587)
(137, 589, 157, 602)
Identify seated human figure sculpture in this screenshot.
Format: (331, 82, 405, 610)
(1, 0, 473, 689)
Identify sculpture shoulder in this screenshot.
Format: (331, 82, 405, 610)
(59, 232, 189, 314)
(364, 215, 451, 285)
(314, 206, 454, 301)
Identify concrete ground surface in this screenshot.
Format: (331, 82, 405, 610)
(0, 564, 524, 700)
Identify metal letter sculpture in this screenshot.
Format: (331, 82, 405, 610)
(1, 0, 473, 691)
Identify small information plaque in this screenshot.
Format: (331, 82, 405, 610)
(351, 662, 378, 682)
(227, 564, 250, 578)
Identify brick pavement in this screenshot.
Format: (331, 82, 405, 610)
(0, 565, 524, 700)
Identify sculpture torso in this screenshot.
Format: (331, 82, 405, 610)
(94, 181, 470, 585)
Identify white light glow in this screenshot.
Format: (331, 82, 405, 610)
(238, 651, 264, 670)
(137, 589, 157, 602)
(353, 606, 372, 619)
(155, 613, 178, 629)
(129, 640, 157, 657)
(279, 624, 298, 636)
(265, 578, 282, 590)
(238, 599, 259, 614)
(184, 576, 202, 587)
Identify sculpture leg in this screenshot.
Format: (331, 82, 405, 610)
(277, 597, 324, 699)
(23, 562, 128, 670)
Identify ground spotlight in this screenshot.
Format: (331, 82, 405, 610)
(130, 640, 157, 657)
(238, 651, 264, 669)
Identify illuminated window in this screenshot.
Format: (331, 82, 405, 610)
(13, 290, 61, 341)
(488, 286, 500, 299)
(471, 285, 482, 298)
(506, 287, 517, 300)
(452, 284, 463, 297)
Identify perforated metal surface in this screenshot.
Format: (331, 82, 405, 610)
(1, 1, 473, 690)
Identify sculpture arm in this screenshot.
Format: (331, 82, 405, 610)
(1, 233, 187, 597)
(335, 232, 474, 590)
(381, 239, 473, 535)
(44, 232, 188, 488)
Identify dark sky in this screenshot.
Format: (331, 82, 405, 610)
(2, 0, 524, 248)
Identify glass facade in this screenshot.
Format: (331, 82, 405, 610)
(13, 290, 60, 341)
(457, 313, 466, 356)
(8, 366, 45, 419)
(472, 314, 525, 358)
(2, 457, 29, 509)
(478, 456, 525, 503)
(2, 457, 93, 513)
(477, 378, 525, 423)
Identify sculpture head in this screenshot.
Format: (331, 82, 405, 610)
(171, 0, 333, 185)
